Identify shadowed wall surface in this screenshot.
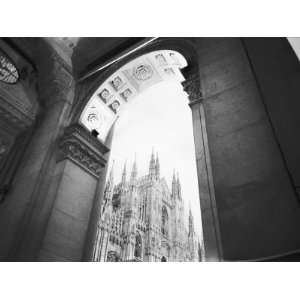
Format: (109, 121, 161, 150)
(195, 38, 300, 260)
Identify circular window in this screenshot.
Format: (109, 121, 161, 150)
(0, 49, 19, 84)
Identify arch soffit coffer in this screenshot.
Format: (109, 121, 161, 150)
(73, 38, 200, 115)
(73, 38, 201, 143)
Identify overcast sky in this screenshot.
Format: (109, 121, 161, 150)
(107, 80, 202, 237)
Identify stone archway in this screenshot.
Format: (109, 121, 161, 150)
(2, 38, 299, 262)
(79, 49, 188, 143)
(73, 39, 223, 263)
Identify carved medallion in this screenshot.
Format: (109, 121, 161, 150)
(110, 76, 123, 91)
(98, 88, 111, 103)
(108, 100, 121, 114)
(133, 64, 153, 81)
(120, 88, 132, 101)
(87, 111, 99, 123)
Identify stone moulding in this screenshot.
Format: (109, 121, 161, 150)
(0, 96, 34, 130)
(57, 124, 109, 178)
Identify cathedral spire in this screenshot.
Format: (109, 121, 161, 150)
(130, 154, 138, 184)
(102, 161, 114, 215)
(177, 172, 182, 199)
(189, 202, 194, 235)
(108, 160, 114, 186)
(149, 148, 156, 180)
(155, 152, 160, 180)
(171, 169, 177, 198)
(104, 160, 114, 195)
(121, 161, 127, 185)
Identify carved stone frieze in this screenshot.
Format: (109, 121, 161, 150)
(57, 124, 109, 178)
(182, 73, 203, 103)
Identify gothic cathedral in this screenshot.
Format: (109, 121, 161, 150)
(92, 151, 199, 262)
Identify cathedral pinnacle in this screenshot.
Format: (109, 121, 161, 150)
(149, 148, 156, 179)
(188, 203, 195, 236)
(102, 161, 115, 215)
(121, 161, 127, 185)
(155, 152, 160, 180)
(172, 169, 177, 198)
(130, 154, 138, 183)
(177, 172, 182, 199)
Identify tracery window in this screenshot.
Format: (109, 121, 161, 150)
(0, 49, 19, 84)
(138, 196, 147, 221)
(161, 206, 168, 236)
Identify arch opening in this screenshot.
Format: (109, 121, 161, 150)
(84, 46, 203, 262)
(79, 50, 188, 142)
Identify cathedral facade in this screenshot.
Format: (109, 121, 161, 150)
(92, 151, 199, 262)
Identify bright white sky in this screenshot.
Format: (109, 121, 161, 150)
(107, 80, 202, 237)
(288, 38, 300, 60)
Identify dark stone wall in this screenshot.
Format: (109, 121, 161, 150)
(195, 38, 300, 260)
(243, 37, 300, 197)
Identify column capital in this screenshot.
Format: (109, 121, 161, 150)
(57, 124, 109, 178)
(182, 73, 203, 104)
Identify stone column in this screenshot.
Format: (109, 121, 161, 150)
(37, 124, 109, 261)
(81, 123, 115, 261)
(0, 41, 75, 261)
(182, 73, 223, 261)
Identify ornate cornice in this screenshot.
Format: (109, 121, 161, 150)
(182, 73, 203, 103)
(57, 124, 109, 178)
